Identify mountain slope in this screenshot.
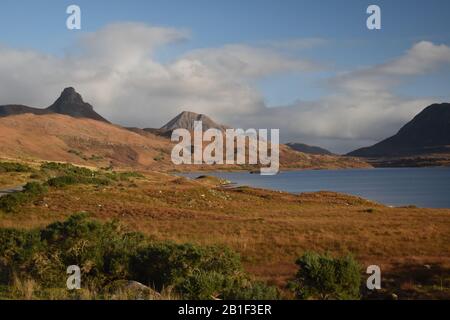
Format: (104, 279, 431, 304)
(0, 113, 369, 171)
(286, 143, 333, 155)
(0, 113, 172, 169)
(160, 111, 230, 132)
(348, 103, 450, 157)
(0, 87, 109, 123)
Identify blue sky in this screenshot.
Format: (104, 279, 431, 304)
(1, 0, 449, 105)
(0, 0, 449, 152)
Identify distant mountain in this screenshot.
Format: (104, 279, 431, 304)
(348, 103, 450, 157)
(286, 142, 333, 155)
(160, 111, 230, 133)
(0, 87, 109, 123)
(0, 88, 370, 170)
(0, 105, 49, 117)
(47, 87, 109, 123)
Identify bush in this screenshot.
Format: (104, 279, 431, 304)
(46, 175, 110, 187)
(129, 243, 242, 291)
(23, 182, 47, 195)
(104, 171, 144, 182)
(0, 162, 32, 173)
(0, 228, 42, 283)
(0, 214, 275, 300)
(291, 252, 361, 300)
(40, 162, 95, 177)
(0, 182, 47, 213)
(178, 271, 279, 300)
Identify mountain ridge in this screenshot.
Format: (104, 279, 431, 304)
(286, 142, 334, 156)
(348, 103, 450, 157)
(0, 87, 369, 171)
(0, 87, 110, 123)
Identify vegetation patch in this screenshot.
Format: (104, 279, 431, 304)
(0, 182, 47, 213)
(46, 175, 110, 188)
(0, 162, 33, 173)
(0, 214, 279, 300)
(289, 251, 361, 300)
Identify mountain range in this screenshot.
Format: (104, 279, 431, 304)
(0, 87, 368, 170)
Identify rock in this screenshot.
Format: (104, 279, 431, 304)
(110, 280, 162, 300)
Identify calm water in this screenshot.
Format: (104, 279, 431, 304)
(182, 167, 450, 208)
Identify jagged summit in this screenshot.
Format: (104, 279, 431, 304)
(49, 87, 85, 106)
(0, 87, 109, 123)
(160, 111, 229, 132)
(47, 87, 109, 123)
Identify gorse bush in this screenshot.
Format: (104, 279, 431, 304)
(0, 182, 47, 213)
(0, 214, 279, 300)
(179, 271, 279, 300)
(23, 182, 48, 195)
(0, 162, 32, 173)
(130, 242, 242, 291)
(290, 252, 361, 300)
(41, 162, 141, 186)
(46, 175, 110, 187)
(40, 162, 95, 177)
(104, 171, 144, 181)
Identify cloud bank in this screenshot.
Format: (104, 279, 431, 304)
(0, 22, 449, 153)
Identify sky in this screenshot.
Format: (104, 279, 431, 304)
(0, 0, 449, 153)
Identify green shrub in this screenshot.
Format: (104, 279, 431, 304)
(104, 171, 144, 182)
(0, 214, 276, 300)
(130, 243, 242, 291)
(23, 182, 48, 195)
(46, 175, 110, 187)
(0, 182, 47, 213)
(291, 252, 361, 300)
(0, 228, 42, 283)
(40, 162, 95, 177)
(179, 271, 279, 300)
(0, 162, 32, 173)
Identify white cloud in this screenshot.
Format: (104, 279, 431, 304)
(331, 41, 450, 92)
(0, 23, 273, 126)
(232, 41, 450, 153)
(182, 44, 321, 79)
(0, 23, 449, 154)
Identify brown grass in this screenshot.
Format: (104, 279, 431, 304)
(1, 171, 449, 298)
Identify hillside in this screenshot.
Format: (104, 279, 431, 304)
(348, 103, 450, 158)
(0, 113, 172, 169)
(286, 142, 334, 155)
(0, 113, 368, 171)
(0, 87, 369, 171)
